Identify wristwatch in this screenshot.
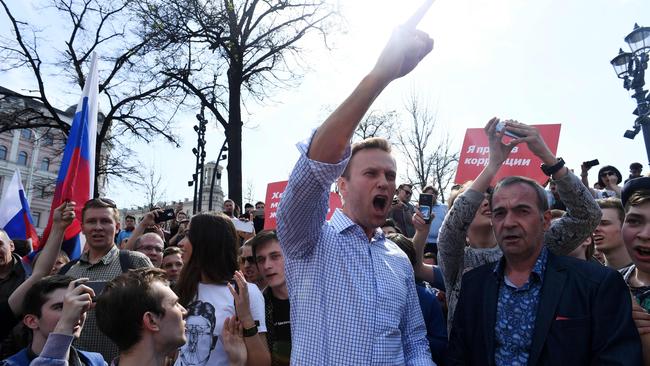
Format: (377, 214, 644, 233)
(243, 325, 258, 337)
(541, 157, 565, 176)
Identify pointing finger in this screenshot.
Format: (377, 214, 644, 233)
(403, 0, 435, 30)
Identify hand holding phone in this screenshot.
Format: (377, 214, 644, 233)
(418, 193, 434, 224)
(154, 208, 176, 223)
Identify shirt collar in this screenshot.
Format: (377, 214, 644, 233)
(80, 245, 119, 265)
(493, 246, 549, 284)
(330, 209, 384, 240)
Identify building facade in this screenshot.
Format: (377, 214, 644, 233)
(0, 86, 108, 235)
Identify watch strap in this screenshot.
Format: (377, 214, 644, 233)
(541, 157, 565, 176)
(242, 325, 258, 337)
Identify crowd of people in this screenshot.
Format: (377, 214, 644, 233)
(1, 4, 650, 366)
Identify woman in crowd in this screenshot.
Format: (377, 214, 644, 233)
(176, 212, 270, 366)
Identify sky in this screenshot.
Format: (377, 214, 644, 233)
(2, 0, 649, 210)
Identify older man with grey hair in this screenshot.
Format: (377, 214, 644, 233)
(134, 233, 165, 268)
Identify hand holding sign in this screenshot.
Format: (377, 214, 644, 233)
(372, 0, 435, 83)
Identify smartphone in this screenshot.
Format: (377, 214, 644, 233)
(253, 209, 264, 218)
(77, 281, 107, 302)
(583, 159, 600, 169)
(154, 208, 176, 223)
(496, 120, 524, 139)
(419, 193, 434, 224)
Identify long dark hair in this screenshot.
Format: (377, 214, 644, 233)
(177, 213, 239, 306)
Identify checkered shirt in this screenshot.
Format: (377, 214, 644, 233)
(66, 245, 152, 361)
(276, 135, 434, 366)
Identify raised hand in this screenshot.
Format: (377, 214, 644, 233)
(53, 201, 76, 230)
(503, 120, 556, 165)
(227, 271, 254, 327)
(412, 208, 432, 234)
(372, 0, 435, 83)
(221, 316, 247, 366)
(53, 278, 94, 335)
(484, 117, 520, 169)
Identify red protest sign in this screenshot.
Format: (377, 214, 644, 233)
(454, 124, 562, 185)
(263, 180, 342, 230)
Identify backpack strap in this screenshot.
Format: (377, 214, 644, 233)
(58, 259, 80, 275)
(118, 250, 135, 273)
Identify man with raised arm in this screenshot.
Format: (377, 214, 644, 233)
(276, 2, 435, 365)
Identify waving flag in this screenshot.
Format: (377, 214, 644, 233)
(38, 53, 99, 260)
(0, 170, 39, 248)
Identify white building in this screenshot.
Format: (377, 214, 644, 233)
(0, 86, 107, 235)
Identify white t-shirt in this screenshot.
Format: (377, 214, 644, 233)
(175, 282, 266, 366)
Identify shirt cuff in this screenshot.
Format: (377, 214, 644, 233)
(296, 129, 352, 184)
(40, 333, 74, 360)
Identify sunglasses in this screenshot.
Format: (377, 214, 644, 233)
(239, 256, 256, 265)
(84, 197, 117, 208)
(600, 171, 617, 177)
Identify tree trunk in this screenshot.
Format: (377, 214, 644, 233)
(226, 68, 243, 210)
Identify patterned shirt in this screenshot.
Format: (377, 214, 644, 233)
(66, 246, 152, 362)
(437, 171, 602, 335)
(277, 135, 433, 366)
(621, 265, 650, 311)
(493, 247, 548, 366)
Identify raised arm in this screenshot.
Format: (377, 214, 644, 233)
(436, 118, 517, 290)
(8, 202, 75, 315)
(278, 7, 434, 258)
(504, 121, 602, 254)
(123, 210, 160, 251)
(308, 8, 433, 163)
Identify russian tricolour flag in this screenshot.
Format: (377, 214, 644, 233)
(0, 170, 39, 247)
(38, 53, 99, 260)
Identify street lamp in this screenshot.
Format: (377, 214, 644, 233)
(611, 23, 650, 167)
(208, 139, 228, 211)
(190, 106, 208, 214)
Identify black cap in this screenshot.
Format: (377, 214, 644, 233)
(621, 177, 650, 207)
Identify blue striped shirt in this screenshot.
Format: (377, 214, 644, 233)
(277, 135, 434, 366)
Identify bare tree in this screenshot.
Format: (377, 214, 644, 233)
(135, 0, 339, 208)
(244, 179, 255, 205)
(354, 110, 397, 141)
(396, 93, 458, 203)
(0, 0, 184, 194)
(140, 167, 166, 209)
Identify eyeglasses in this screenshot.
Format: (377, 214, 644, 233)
(600, 171, 616, 177)
(138, 245, 163, 253)
(402, 189, 412, 196)
(239, 256, 256, 265)
(84, 197, 117, 208)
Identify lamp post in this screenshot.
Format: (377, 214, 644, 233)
(611, 23, 650, 167)
(188, 106, 208, 214)
(208, 139, 228, 211)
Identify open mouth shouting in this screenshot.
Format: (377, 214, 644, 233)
(634, 246, 650, 261)
(372, 195, 389, 214)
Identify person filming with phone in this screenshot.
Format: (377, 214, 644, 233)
(59, 198, 153, 361)
(276, 1, 435, 364)
(1, 276, 105, 366)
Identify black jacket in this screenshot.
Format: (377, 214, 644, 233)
(448, 251, 642, 365)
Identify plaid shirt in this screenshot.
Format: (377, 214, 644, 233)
(277, 135, 434, 366)
(66, 246, 152, 362)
